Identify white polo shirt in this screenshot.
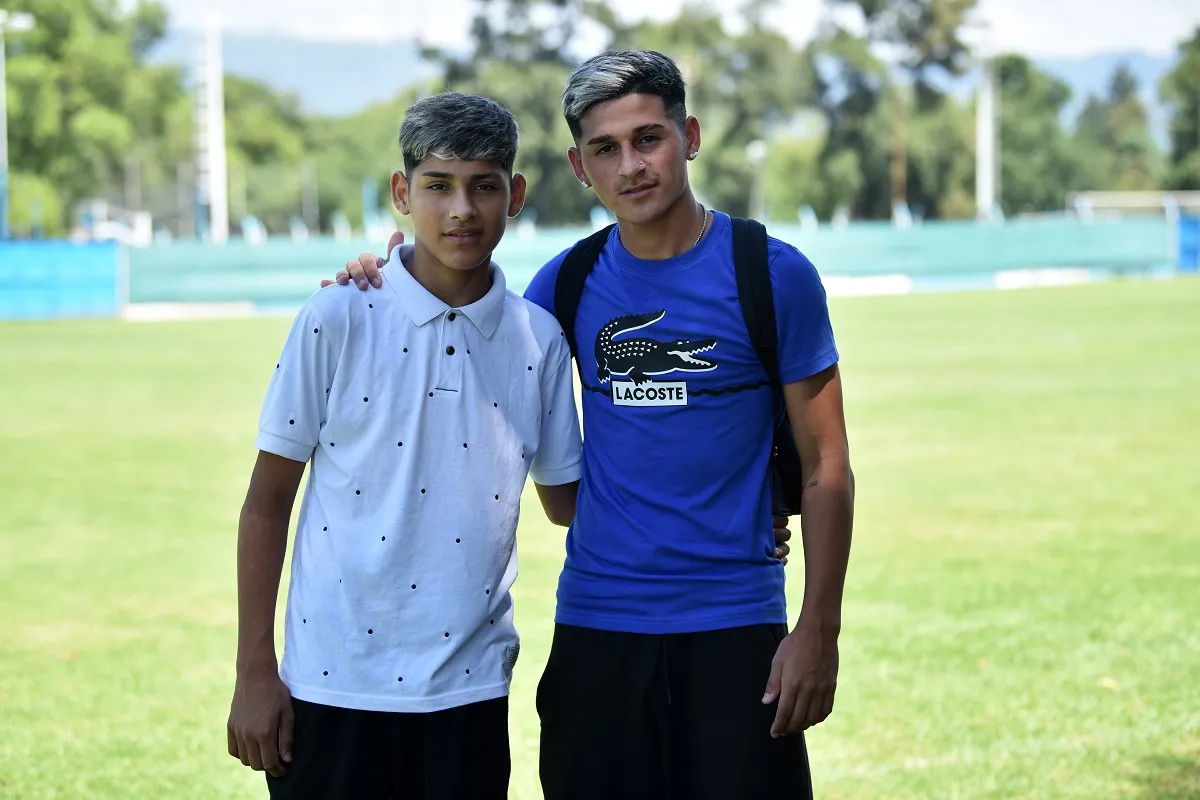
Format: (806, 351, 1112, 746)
(254, 246, 582, 713)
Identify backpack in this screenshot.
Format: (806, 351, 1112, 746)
(552, 216, 805, 516)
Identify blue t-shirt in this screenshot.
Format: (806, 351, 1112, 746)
(523, 211, 839, 634)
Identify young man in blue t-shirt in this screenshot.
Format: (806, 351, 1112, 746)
(331, 50, 854, 799)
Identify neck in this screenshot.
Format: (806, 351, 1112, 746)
(405, 245, 493, 308)
(616, 188, 707, 261)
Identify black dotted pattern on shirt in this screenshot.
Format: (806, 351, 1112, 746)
(307, 330, 519, 688)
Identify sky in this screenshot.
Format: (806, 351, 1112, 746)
(154, 0, 1200, 59)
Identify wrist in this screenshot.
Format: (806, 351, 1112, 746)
(236, 647, 278, 677)
(795, 611, 841, 636)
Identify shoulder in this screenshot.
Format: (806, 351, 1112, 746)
(764, 234, 825, 296)
(523, 226, 616, 314)
(292, 281, 367, 344)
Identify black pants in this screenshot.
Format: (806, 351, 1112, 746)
(265, 696, 509, 799)
(537, 623, 813, 800)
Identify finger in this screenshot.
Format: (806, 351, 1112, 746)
(787, 685, 815, 736)
(319, 279, 333, 288)
(812, 687, 836, 728)
(385, 229, 405, 257)
(261, 741, 282, 778)
(258, 715, 283, 776)
(227, 726, 239, 759)
(762, 654, 783, 706)
(347, 259, 371, 290)
(771, 677, 800, 739)
(279, 699, 295, 765)
(236, 734, 251, 768)
(772, 515, 789, 530)
(773, 526, 791, 544)
(246, 735, 267, 772)
(364, 256, 384, 288)
(774, 541, 790, 560)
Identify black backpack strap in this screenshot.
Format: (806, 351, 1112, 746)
(731, 217, 780, 393)
(553, 224, 615, 368)
(732, 217, 805, 516)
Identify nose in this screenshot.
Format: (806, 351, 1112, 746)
(449, 188, 476, 223)
(616, 142, 645, 180)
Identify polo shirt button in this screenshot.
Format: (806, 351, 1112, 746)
(448, 312, 457, 321)
(446, 346, 455, 355)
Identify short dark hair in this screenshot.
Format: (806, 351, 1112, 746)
(398, 92, 519, 175)
(561, 50, 687, 139)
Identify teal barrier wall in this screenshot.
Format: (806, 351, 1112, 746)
(0, 241, 120, 319)
(126, 217, 1172, 306)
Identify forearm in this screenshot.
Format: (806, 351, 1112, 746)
(235, 503, 290, 675)
(796, 456, 854, 628)
(535, 480, 580, 527)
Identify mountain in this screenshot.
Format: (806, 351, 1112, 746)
(1036, 51, 1176, 148)
(147, 30, 438, 117)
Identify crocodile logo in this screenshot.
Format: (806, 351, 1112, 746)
(594, 311, 718, 392)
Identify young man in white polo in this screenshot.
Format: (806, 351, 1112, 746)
(225, 92, 582, 799)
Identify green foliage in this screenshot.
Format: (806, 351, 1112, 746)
(3, 0, 179, 231)
(994, 54, 1084, 214)
(1160, 26, 1200, 190)
(7, 171, 64, 237)
(1073, 64, 1162, 192)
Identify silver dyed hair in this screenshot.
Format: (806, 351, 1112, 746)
(398, 92, 519, 174)
(561, 50, 687, 139)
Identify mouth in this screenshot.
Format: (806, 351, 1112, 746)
(667, 340, 717, 368)
(620, 183, 656, 199)
(443, 229, 484, 245)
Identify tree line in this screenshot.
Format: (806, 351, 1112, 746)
(4, 0, 1200, 238)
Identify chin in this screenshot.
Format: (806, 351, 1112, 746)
(613, 193, 677, 225)
(437, 250, 491, 271)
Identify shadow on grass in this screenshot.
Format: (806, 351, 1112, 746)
(1136, 753, 1200, 800)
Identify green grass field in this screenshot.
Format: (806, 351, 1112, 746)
(2, 278, 1199, 799)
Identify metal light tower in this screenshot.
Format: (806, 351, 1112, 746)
(193, 14, 229, 243)
(0, 10, 35, 240)
(975, 55, 1000, 222)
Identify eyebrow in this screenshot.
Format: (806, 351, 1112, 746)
(586, 123, 667, 147)
(419, 171, 504, 181)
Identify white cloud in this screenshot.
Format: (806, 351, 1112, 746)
(155, 0, 1200, 58)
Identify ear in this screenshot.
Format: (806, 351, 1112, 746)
(391, 170, 412, 215)
(683, 116, 701, 161)
(508, 173, 528, 218)
(567, 147, 589, 187)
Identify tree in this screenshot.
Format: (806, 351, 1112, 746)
(830, 0, 979, 109)
(1160, 26, 1200, 190)
(808, 24, 894, 219)
(994, 54, 1084, 214)
(3, 0, 183, 233)
(1074, 64, 1161, 191)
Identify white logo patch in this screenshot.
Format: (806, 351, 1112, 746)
(611, 381, 688, 407)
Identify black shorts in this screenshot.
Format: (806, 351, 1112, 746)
(536, 623, 813, 800)
(264, 695, 509, 799)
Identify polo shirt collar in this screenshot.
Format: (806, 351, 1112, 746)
(385, 244, 507, 339)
